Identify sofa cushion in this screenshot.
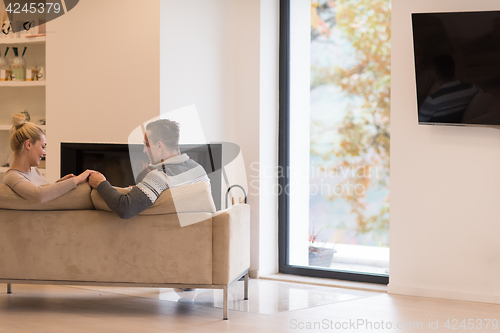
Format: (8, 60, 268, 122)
(91, 181, 216, 215)
(0, 183, 94, 211)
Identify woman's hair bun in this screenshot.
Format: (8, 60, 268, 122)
(12, 112, 27, 130)
(9, 111, 42, 155)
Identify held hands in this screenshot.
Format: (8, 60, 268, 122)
(74, 169, 97, 185)
(57, 169, 104, 186)
(89, 171, 107, 188)
(57, 170, 95, 184)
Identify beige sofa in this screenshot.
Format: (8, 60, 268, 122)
(0, 182, 250, 320)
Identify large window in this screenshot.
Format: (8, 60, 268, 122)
(279, 0, 391, 284)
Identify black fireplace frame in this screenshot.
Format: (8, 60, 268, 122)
(61, 142, 222, 210)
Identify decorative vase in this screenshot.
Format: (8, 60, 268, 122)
(11, 56, 25, 81)
(0, 56, 8, 68)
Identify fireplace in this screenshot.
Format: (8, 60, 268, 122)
(60, 143, 222, 210)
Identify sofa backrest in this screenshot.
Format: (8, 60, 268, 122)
(91, 181, 216, 215)
(0, 181, 216, 216)
(0, 183, 94, 211)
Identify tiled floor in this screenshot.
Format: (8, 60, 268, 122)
(31, 279, 378, 316)
(0, 280, 499, 332)
(148, 279, 376, 315)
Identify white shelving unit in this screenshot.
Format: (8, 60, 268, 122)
(0, 81, 46, 87)
(0, 36, 46, 174)
(0, 124, 45, 131)
(0, 36, 46, 45)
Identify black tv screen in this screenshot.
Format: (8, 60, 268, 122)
(413, 11, 500, 126)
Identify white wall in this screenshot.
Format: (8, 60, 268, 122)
(233, 0, 263, 275)
(390, 0, 500, 304)
(160, 0, 236, 142)
(46, 0, 160, 182)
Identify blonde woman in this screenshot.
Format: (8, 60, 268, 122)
(2, 113, 94, 203)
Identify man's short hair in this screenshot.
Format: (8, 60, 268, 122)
(146, 119, 180, 151)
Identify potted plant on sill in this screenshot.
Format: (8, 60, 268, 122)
(308, 225, 336, 268)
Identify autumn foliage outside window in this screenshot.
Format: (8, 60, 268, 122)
(309, 0, 391, 247)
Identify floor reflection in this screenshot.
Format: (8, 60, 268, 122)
(157, 279, 376, 315)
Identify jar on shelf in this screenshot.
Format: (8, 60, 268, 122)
(0, 47, 11, 80)
(0, 56, 8, 69)
(0, 56, 9, 81)
(11, 47, 26, 81)
(11, 57, 26, 81)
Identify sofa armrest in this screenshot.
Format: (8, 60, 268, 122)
(212, 204, 250, 285)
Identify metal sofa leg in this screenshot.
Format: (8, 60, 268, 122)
(244, 272, 249, 300)
(223, 285, 229, 320)
(7, 283, 12, 294)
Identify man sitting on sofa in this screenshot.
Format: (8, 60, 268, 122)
(88, 119, 210, 219)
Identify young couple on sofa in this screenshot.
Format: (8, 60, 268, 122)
(2, 113, 210, 219)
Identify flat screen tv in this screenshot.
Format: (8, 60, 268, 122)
(412, 10, 500, 126)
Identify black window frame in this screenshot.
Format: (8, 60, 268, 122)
(278, 0, 389, 285)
